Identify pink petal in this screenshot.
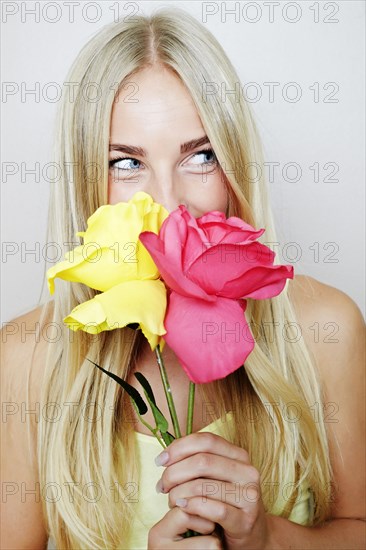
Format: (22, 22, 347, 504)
(156, 209, 187, 266)
(221, 264, 294, 299)
(196, 211, 227, 225)
(163, 293, 255, 383)
(187, 242, 275, 295)
(160, 207, 187, 245)
(198, 212, 265, 245)
(181, 208, 210, 267)
(198, 211, 255, 230)
(139, 231, 214, 302)
(200, 222, 265, 246)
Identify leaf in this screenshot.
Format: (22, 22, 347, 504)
(134, 372, 169, 433)
(134, 372, 157, 404)
(130, 399, 154, 431)
(87, 358, 147, 415)
(161, 431, 176, 446)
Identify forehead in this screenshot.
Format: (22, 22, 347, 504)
(110, 66, 204, 136)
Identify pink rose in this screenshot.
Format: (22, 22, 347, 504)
(140, 207, 294, 383)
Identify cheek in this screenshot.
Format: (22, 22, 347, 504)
(189, 172, 228, 215)
(107, 174, 143, 205)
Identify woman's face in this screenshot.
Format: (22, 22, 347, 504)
(108, 65, 228, 216)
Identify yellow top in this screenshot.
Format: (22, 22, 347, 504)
(123, 412, 314, 549)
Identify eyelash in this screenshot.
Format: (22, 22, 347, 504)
(108, 147, 217, 171)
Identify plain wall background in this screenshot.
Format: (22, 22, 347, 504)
(1, 0, 365, 325)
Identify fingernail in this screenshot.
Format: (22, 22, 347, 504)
(155, 478, 164, 494)
(154, 451, 169, 466)
(176, 498, 187, 508)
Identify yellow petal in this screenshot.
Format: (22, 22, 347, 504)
(63, 279, 167, 350)
(47, 244, 151, 294)
(47, 193, 168, 294)
(46, 246, 106, 294)
(80, 192, 167, 250)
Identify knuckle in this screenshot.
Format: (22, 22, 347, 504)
(203, 432, 219, 450)
(247, 465, 261, 484)
(200, 522, 217, 535)
(174, 506, 189, 523)
(216, 503, 229, 521)
(196, 452, 211, 472)
(194, 480, 206, 496)
(241, 448, 250, 462)
(174, 504, 186, 517)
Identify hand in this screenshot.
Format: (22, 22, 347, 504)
(147, 505, 223, 548)
(154, 432, 269, 550)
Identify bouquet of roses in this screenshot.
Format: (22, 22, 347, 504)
(47, 191, 293, 537)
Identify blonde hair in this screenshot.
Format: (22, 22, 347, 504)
(37, 7, 333, 547)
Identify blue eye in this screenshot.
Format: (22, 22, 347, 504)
(108, 147, 218, 175)
(189, 148, 217, 165)
(109, 157, 142, 171)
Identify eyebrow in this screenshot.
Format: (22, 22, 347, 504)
(109, 135, 210, 156)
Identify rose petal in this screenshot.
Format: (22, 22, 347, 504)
(198, 214, 265, 246)
(47, 192, 168, 293)
(163, 293, 255, 383)
(158, 206, 188, 264)
(183, 214, 212, 267)
(47, 243, 160, 294)
(139, 231, 214, 301)
(187, 242, 275, 295)
(63, 279, 167, 349)
(80, 192, 168, 247)
(221, 264, 294, 299)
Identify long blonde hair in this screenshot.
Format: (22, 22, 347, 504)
(37, 7, 333, 547)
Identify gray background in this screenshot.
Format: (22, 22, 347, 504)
(1, 0, 365, 326)
(0, 2, 364, 548)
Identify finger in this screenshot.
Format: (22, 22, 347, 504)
(159, 453, 257, 493)
(150, 506, 217, 541)
(175, 535, 223, 549)
(155, 432, 250, 468)
(173, 535, 223, 549)
(168, 476, 262, 513)
(175, 496, 258, 540)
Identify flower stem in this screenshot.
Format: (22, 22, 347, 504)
(185, 381, 200, 538)
(138, 416, 166, 449)
(154, 349, 199, 538)
(130, 400, 166, 448)
(155, 345, 182, 439)
(186, 382, 196, 435)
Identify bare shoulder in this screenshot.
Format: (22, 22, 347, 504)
(288, 272, 363, 319)
(288, 273, 365, 362)
(288, 273, 365, 399)
(1, 302, 54, 549)
(289, 274, 365, 521)
(1, 301, 54, 408)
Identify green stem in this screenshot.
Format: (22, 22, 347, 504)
(186, 382, 196, 435)
(131, 401, 166, 449)
(154, 350, 199, 537)
(155, 345, 182, 439)
(185, 382, 200, 537)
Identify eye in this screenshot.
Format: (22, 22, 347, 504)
(108, 157, 143, 171)
(186, 148, 217, 166)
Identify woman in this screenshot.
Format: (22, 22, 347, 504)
(2, 7, 365, 549)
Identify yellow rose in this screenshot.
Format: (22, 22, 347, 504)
(47, 192, 168, 349)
